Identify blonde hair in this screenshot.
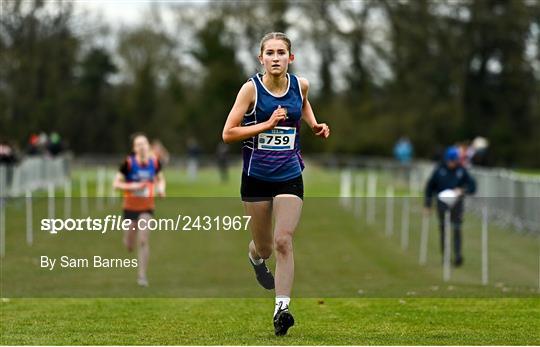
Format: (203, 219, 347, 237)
(259, 32, 292, 55)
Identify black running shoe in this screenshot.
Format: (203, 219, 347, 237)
(249, 257, 275, 290)
(274, 304, 294, 336)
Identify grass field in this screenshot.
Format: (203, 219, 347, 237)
(2, 298, 538, 345)
(1, 162, 539, 344)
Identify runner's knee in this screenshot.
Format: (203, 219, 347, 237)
(256, 245, 273, 259)
(138, 230, 149, 247)
(274, 234, 293, 255)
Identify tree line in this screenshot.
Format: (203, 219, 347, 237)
(1, 0, 539, 167)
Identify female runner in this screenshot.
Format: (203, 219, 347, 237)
(113, 132, 166, 287)
(222, 32, 330, 336)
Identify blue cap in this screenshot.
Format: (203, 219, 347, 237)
(444, 146, 459, 162)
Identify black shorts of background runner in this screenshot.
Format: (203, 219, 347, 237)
(123, 209, 154, 221)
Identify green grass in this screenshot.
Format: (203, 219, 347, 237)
(513, 168, 540, 177)
(1, 298, 538, 345)
(1, 162, 539, 344)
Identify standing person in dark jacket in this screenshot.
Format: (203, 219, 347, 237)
(424, 146, 476, 267)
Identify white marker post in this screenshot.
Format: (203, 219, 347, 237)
(26, 190, 33, 246)
(64, 180, 71, 219)
(96, 168, 105, 211)
(108, 170, 116, 205)
(367, 172, 377, 225)
(419, 212, 430, 265)
(385, 186, 394, 237)
(482, 206, 489, 285)
(48, 183, 55, 220)
(0, 166, 5, 258)
(443, 210, 451, 282)
(340, 170, 352, 210)
(354, 174, 364, 219)
(80, 174, 88, 217)
(401, 197, 410, 250)
(409, 172, 416, 196)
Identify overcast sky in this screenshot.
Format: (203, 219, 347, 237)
(69, 0, 538, 84)
(74, 0, 150, 26)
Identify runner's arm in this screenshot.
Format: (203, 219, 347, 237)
(113, 172, 144, 191)
(222, 82, 284, 143)
(299, 77, 330, 138)
(155, 172, 166, 197)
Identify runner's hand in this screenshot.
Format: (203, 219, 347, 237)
(156, 185, 166, 198)
(312, 123, 330, 138)
(265, 106, 287, 130)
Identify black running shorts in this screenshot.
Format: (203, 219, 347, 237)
(123, 209, 154, 221)
(241, 172, 304, 202)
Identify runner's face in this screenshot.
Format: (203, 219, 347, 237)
(133, 136, 150, 158)
(259, 39, 294, 76)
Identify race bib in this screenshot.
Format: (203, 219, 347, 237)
(258, 127, 296, 151)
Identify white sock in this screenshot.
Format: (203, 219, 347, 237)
(248, 252, 263, 265)
(274, 296, 290, 317)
